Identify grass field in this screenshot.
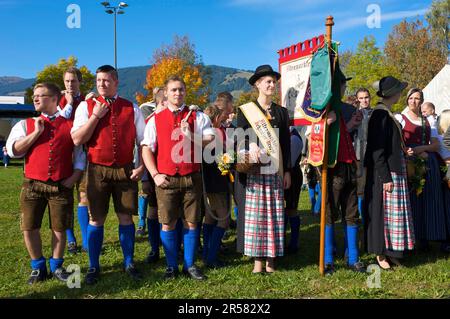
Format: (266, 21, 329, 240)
(0, 162, 449, 299)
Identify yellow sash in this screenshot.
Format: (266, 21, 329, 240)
(238, 102, 283, 176)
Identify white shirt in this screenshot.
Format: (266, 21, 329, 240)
(57, 93, 82, 119)
(141, 104, 214, 152)
(6, 112, 86, 170)
(71, 95, 146, 145)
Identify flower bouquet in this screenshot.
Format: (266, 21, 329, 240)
(217, 152, 236, 183)
(406, 156, 427, 195)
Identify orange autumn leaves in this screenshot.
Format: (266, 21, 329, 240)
(136, 57, 209, 106)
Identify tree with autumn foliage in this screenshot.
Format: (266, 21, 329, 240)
(384, 19, 447, 90)
(25, 56, 94, 104)
(136, 35, 209, 106)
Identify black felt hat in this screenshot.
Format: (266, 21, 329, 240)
(248, 65, 281, 86)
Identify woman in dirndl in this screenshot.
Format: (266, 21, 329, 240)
(364, 76, 415, 269)
(235, 65, 291, 273)
(394, 88, 446, 251)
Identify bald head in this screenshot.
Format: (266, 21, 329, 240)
(421, 102, 435, 118)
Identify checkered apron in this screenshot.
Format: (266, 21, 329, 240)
(244, 173, 285, 257)
(383, 158, 415, 251)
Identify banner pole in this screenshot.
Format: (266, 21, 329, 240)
(319, 15, 334, 276)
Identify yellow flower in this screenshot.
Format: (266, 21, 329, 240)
(222, 153, 232, 164)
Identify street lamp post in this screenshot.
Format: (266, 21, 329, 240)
(100, 2, 128, 69)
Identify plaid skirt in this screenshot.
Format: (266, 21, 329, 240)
(244, 173, 285, 257)
(383, 159, 415, 251)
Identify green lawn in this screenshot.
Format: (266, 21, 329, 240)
(0, 162, 449, 299)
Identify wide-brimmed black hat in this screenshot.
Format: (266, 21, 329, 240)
(373, 76, 408, 98)
(248, 65, 281, 86)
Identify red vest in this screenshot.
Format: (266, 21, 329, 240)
(25, 115, 74, 182)
(86, 96, 136, 166)
(155, 107, 200, 176)
(401, 114, 431, 146)
(59, 94, 85, 120)
(337, 116, 357, 163)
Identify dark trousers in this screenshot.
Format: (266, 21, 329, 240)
(326, 162, 359, 226)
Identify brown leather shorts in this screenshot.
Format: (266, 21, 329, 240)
(155, 172, 202, 225)
(86, 163, 138, 222)
(20, 178, 74, 231)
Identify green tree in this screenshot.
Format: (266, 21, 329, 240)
(25, 56, 95, 104)
(425, 0, 450, 56)
(345, 36, 401, 110)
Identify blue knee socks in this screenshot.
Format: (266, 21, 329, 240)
(183, 228, 199, 269)
(160, 229, 178, 269)
(347, 225, 359, 266)
(202, 223, 214, 261)
(138, 195, 148, 229)
(119, 224, 135, 268)
(207, 226, 225, 264)
(49, 257, 64, 273)
(87, 224, 104, 269)
(147, 218, 160, 253)
(314, 184, 322, 214)
(176, 219, 184, 252)
(31, 256, 46, 271)
(77, 205, 89, 250)
(325, 225, 335, 265)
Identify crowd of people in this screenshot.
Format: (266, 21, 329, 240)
(5, 63, 450, 285)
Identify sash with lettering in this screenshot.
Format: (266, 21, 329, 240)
(238, 102, 283, 176)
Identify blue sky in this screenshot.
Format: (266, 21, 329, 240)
(0, 0, 432, 78)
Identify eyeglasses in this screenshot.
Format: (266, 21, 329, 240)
(32, 94, 53, 99)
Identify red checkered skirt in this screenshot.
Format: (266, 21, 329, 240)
(244, 173, 285, 257)
(383, 159, 415, 251)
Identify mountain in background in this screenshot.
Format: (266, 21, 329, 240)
(0, 64, 253, 103)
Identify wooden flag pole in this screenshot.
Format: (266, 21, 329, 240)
(319, 15, 334, 276)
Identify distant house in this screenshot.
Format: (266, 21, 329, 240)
(0, 96, 37, 141)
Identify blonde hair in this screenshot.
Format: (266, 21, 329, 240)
(438, 109, 450, 135)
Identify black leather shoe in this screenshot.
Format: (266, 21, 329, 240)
(85, 267, 100, 285)
(51, 267, 71, 282)
(324, 264, 335, 276)
(146, 251, 160, 264)
(164, 267, 179, 280)
(348, 261, 366, 273)
(183, 265, 206, 280)
(135, 227, 146, 237)
(27, 268, 48, 285)
(67, 242, 78, 255)
(124, 264, 142, 281)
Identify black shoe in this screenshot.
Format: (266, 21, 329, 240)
(348, 261, 366, 273)
(146, 250, 160, 264)
(124, 263, 142, 281)
(324, 264, 335, 276)
(67, 242, 78, 255)
(164, 266, 179, 280)
(135, 226, 146, 237)
(183, 265, 206, 280)
(206, 259, 226, 269)
(27, 268, 48, 285)
(85, 267, 100, 285)
(51, 267, 71, 282)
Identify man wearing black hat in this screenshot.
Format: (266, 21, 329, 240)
(323, 70, 365, 275)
